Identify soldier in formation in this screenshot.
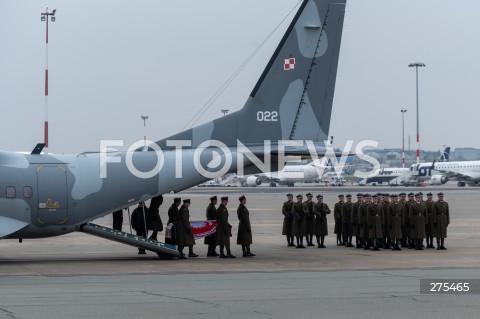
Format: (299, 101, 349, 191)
(387, 194, 403, 250)
(282, 194, 295, 247)
(342, 194, 354, 247)
(237, 195, 255, 257)
(205, 196, 219, 256)
(217, 196, 236, 258)
(433, 192, 450, 250)
(352, 194, 364, 248)
(177, 199, 198, 259)
(313, 194, 330, 248)
(425, 193, 436, 248)
(367, 194, 383, 251)
(304, 193, 315, 246)
(292, 194, 306, 248)
(334, 195, 344, 246)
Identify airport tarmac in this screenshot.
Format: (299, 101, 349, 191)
(1, 186, 479, 318)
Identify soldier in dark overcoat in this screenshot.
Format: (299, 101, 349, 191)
(313, 194, 330, 248)
(237, 195, 255, 257)
(292, 194, 306, 248)
(205, 196, 219, 256)
(177, 199, 197, 259)
(217, 197, 236, 258)
(433, 192, 450, 250)
(282, 194, 295, 247)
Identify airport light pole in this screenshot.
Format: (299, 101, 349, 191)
(141, 115, 149, 148)
(408, 62, 426, 164)
(40, 7, 56, 153)
(401, 109, 407, 168)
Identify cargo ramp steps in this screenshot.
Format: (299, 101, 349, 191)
(79, 223, 180, 259)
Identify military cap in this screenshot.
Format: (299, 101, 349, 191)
(183, 199, 191, 203)
(210, 195, 217, 201)
(239, 195, 246, 201)
(384, 193, 389, 197)
(372, 194, 378, 198)
(399, 192, 406, 196)
(415, 193, 422, 197)
(426, 193, 433, 197)
(408, 192, 415, 197)
(419, 192, 424, 195)
(296, 194, 303, 199)
(338, 194, 344, 198)
(376, 192, 382, 196)
(287, 193, 293, 197)
(365, 194, 371, 198)
(221, 196, 229, 201)
(346, 194, 352, 198)
(437, 192, 444, 196)
(392, 194, 398, 198)
(316, 194, 323, 199)
(356, 193, 363, 197)
(306, 192, 313, 197)
(174, 198, 181, 202)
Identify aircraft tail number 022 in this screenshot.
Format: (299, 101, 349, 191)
(257, 111, 278, 122)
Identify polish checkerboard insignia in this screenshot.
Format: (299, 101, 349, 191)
(284, 58, 295, 71)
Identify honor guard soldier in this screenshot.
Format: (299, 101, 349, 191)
(433, 192, 450, 250)
(237, 195, 255, 257)
(387, 195, 403, 250)
(425, 193, 436, 248)
(303, 193, 315, 246)
(409, 193, 428, 250)
(177, 199, 198, 259)
(342, 194, 354, 247)
(205, 196, 219, 256)
(292, 194, 306, 248)
(217, 197, 236, 258)
(147, 195, 164, 241)
(403, 192, 415, 249)
(112, 210, 123, 232)
(313, 194, 330, 248)
(359, 194, 371, 250)
(352, 194, 364, 248)
(334, 195, 345, 246)
(166, 198, 181, 245)
(131, 202, 149, 254)
(367, 194, 384, 251)
(381, 194, 391, 249)
(282, 194, 295, 247)
(398, 192, 407, 247)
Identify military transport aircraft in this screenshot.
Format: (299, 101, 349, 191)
(0, 0, 346, 257)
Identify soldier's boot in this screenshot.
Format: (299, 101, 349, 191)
(226, 248, 236, 258)
(421, 239, 425, 248)
(408, 239, 414, 249)
(178, 246, 186, 259)
(363, 239, 371, 250)
(416, 240, 423, 250)
(188, 246, 198, 258)
(299, 237, 306, 248)
(393, 240, 401, 251)
(289, 236, 296, 247)
(242, 245, 247, 257)
(211, 244, 219, 256)
(219, 246, 227, 258)
(440, 238, 447, 250)
(316, 237, 321, 248)
(430, 237, 435, 248)
(320, 236, 326, 248)
(246, 245, 256, 257)
(356, 239, 363, 249)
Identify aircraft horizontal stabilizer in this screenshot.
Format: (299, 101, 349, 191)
(0, 216, 29, 239)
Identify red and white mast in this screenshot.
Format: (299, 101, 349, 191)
(41, 7, 56, 153)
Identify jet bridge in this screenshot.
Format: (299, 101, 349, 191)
(79, 223, 179, 259)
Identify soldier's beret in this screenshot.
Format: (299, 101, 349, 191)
(437, 192, 444, 196)
(183, 199, 191, 203)
(174, 198, 181, 202)
(221, 196, 229, 201)
(408, 192, 415, 197)
(296, 194, 303, 199)
(306, 192, 313, 197)
(426, 193, 433, 197)
(372, 194, 378, 198)
(356, 193, 363, 197)
(239, 195, 246, 201)
(287, 193, 293, 197)
(338, 194, 344, 198)
(210, 196, 217, 200)
(346, 194, 352, 198)
(316, 194, 323, 199)
(399, 192, 406, 196)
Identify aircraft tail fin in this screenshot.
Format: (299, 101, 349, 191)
(157, 0, 346, 148)
(440, 147, 450, 162)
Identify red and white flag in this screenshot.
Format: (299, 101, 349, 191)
(191, 220, 217, 240)
(284, 58, 296, 71)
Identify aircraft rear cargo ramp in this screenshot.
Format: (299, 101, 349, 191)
(79, 223, 179, 259)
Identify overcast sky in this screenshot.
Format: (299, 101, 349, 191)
(1, 0, 478, 154)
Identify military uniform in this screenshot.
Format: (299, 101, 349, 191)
(237, 196, 255, 257)
(342, 196, 354, 247)
(303, 195, 315, 246)
(112, 210, 123, 232)
(205, 196, 218, 256)
(402, 194, 415, 248)
(367, 200, 383, 250)
(334, 197, 344, 245)
(216, 204, 231, 249)
(387, 200, 403, 250)
(381, 195, 391, 249)
(282, 195, 295, 247)
(313, 196, 330, 248)
(166, 200, 180, 245)
(147, 195, 164, 241)
(351, 195, 363, 248)
(425, 195, 436, 248)
(409, 196, 428, 250)
(177, 200, 197, 258)
(292, 195, 306, 248)
(433, 193, 450, 250)
(358, 198, 370, 249)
